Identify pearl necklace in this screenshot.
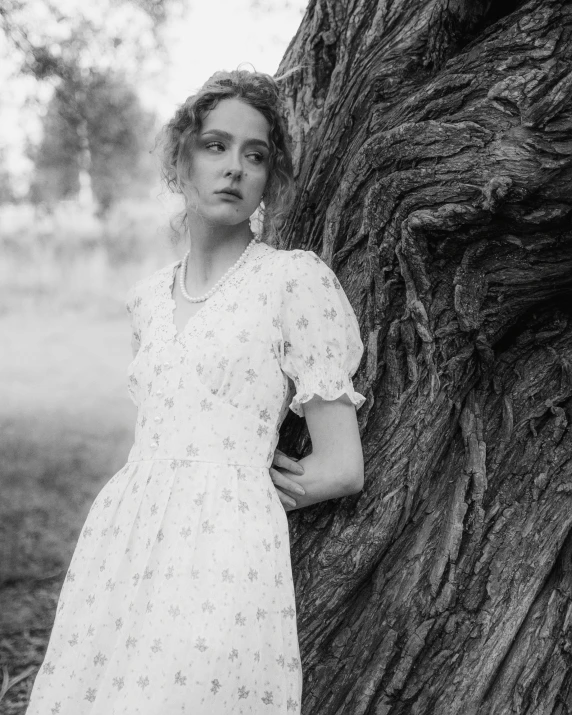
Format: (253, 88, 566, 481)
(179, 236, 258, 303)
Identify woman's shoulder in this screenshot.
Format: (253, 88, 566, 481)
(261, 243, 334, 279)
(262, 245, 342, 294)
(125, 258, 180, 309)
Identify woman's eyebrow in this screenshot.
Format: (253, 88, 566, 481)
(201, 129, 269, 150)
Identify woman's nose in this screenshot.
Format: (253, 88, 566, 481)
(225, 151, 243, 178)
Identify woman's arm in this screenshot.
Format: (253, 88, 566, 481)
(283, 393, 364, 512)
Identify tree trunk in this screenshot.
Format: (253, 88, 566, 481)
(75, 82, 95, 211)
(275, 0, 572, 712)
(76, 115, 95, 211)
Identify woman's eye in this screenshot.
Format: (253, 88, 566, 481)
(205, 142, 265, 163)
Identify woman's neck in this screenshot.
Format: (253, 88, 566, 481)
(184, 217, 254, 290)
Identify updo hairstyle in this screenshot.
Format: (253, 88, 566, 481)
(158, 67, 296, 242)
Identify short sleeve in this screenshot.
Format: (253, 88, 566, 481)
(125, 285, 142, 360)
(274, 250, 366, 417)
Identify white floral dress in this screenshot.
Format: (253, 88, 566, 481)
(26, 241, 365, 715)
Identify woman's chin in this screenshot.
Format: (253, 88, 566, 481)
(187, 207, 251, 228)
(208, 207, 254, 227)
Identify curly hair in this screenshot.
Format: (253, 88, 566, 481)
(157, 66, 299, 243)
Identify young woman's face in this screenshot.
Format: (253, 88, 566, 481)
(182, 97, 271, 227)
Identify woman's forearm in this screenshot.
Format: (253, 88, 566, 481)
(283, 451, 361, 512)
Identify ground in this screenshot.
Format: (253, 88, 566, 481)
(0, 311, 136, 713)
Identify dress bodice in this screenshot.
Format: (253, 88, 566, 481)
(125, 241, 366, 468)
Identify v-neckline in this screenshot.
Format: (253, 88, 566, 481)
(164, 241, 268, 341)
(167, 258, 210, 339)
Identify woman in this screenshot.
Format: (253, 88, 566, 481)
(26, 68, 365, 715)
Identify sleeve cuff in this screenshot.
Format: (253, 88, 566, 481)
(288, 372, 366, 418)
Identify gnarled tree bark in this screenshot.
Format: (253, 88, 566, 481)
(275, 0, 572, 712)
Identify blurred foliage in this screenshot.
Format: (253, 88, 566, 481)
(0, 0, 181, 83)
(0, 149, 17, 203)
(130, 0, 177, 26)
(87, 75, 158, 211)
(30, 71, 158, 212)
(250, 0, 306, 13)
(0, 0, 183, 207)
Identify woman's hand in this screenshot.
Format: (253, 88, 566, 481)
(270, 448, 305, 510)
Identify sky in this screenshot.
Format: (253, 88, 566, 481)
(159, 0, 306, 116)
(0, 0, 307, 195)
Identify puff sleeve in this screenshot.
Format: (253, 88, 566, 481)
(125, 285, 142, 360)
(273, 250, 366, 417)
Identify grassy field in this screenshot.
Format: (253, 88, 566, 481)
(0, 199, 181, 710)
(0, 310, 139, 712)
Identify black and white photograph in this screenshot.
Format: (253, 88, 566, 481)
(1, 0, 571, 713)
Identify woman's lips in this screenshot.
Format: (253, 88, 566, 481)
(216, 189, 242, 199)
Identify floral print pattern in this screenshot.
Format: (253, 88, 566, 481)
(26, 241, 365, 715)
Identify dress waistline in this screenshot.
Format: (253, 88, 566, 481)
(126, 456, 271, 470)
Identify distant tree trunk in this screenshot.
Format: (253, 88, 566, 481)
(276, 1, 572, 712)
(75, 76, 95, 211)
(76, 114, 95, 211)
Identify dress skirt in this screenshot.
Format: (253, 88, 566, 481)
(25, 458, 302, 714)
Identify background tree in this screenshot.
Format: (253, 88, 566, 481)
(0, 0, 176, 82)
(30, 71, 157, 211)
(0, 0, 179, 207)
(276, 0, 572, 712)
(0, 149, 17, 204)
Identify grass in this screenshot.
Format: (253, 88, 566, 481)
(0, 311, 139, 712)
(0, 198, 178, 317)
(0, 196, 177, 712)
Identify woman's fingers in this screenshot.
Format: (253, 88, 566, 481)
(274, 486, 297, 508)
(270, 450, 306, 507)
(269, 467, 305, 496)
(272, 449, 304, 475)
